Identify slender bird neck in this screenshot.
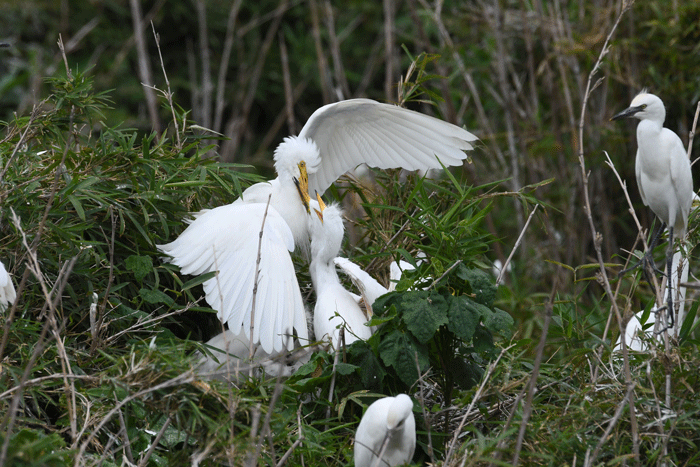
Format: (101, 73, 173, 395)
(636, 119, 663, 141)
(310, 253, 338, 289)
(271, 178, 311, 253)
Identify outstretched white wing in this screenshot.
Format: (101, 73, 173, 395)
(300, 99, 478, 195)
(333, 257, 387, 307)
(157, 202, 307, 353)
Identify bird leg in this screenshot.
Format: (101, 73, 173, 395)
(619, 222, 666, 283)
(652, 226, 677, 334)
(663, 226, 675, 329)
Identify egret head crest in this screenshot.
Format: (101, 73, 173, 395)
(274, 136, 321, 177)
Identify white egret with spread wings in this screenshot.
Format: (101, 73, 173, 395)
(158, 99, 477, 353)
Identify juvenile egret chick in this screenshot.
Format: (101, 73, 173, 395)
(159, 99, 478, 354)
(310, 202, 372, 346)
(612, 92, 694, 326)
(0, 260, 16, 312)
(354, 394, 416, 467)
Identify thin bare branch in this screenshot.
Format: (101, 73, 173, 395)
(150, 22, 181, 148)
(497, 205, 539, 286)
(129, 0, 161, 132)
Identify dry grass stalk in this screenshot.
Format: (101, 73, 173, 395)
(149, 22, 182, 148)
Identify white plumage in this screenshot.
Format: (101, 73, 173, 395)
(613, 93, 693, 237)
(354, 393, 416, 467)
(159, 99, 477, 353)
(158, 202, 306, 353)
(300, 99, 477, 196)
(333, 257, 388, 309)
(195, 328, 309, 381)
(612, 92, 694, 326)
(310, 203, 373, 346)
(0, 260, 16, 312)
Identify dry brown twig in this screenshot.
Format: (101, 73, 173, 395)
(149, 21, 181, 148)
(137, 417, 171, 467)
(414, 354, 435, 465)
(442, 344, 515, 466)
(687, 99, 700, 162)
(213, 0, 244, 133)
(496, 205, 539, 286)
(223, 0, 289, 160)
(279, 33, 297, 135)
(91, 206, 118, 352)
(587, 382, 636, 466)
(324, 0, 350, 99)
(308, 0, 331, 104)
(510, 278, 558, 466)
(74, 371, 196, 467)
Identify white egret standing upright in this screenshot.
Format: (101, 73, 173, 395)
(0, 260, 16, 312)
(612, 92, 694, 327)
(310, 201, 373, 346)
(354, 393, 416, 467)
(159, 99, 477, 353)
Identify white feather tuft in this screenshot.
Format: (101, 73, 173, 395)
(274, 136, 321, 179)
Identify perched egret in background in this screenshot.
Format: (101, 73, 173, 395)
(612, 92, 694, 327)
(0, 260, 16, 312)
(354, 393, 416, 467)
(310, 201, 373, 346)
(159, 99, 477, 353)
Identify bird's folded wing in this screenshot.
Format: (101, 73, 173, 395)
(300, 99, 478, 195)
(668, 137, 694, 224)
(333, 257, 387, 306)
(157, 202, 307, 353)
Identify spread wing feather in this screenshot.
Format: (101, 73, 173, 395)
(300, 99, 478, 195)
(157, 202, 307, 353)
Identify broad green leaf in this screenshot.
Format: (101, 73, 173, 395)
(348, 341, 387, 389)
(484, 307, 514, 337)
(402, 291, 448, 344)
(457, 266, 497, 307)
(447, 296, 480, 342)
(139, 288, 175, 306)
(125, 254, 153, 281)
(378, 330, 428, 387)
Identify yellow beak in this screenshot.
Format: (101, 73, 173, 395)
(293, 161, 311, 214)
(313, 192, 326, 223)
